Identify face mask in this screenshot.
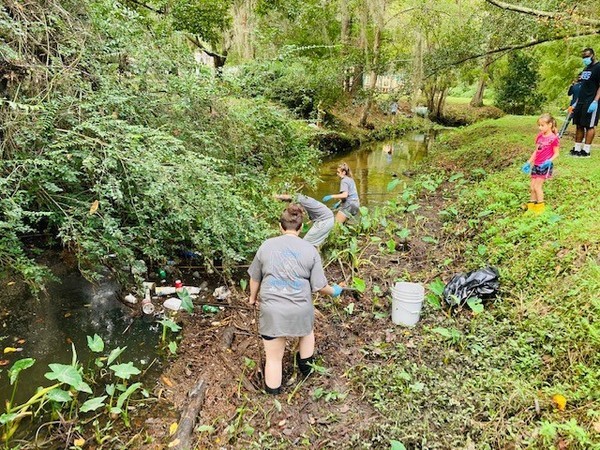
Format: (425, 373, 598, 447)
(583, 56, 593, 66)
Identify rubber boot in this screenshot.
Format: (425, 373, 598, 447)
(533, 202, 545, 215)
(295, 352, 314, 377)
(264, 384, 281, 395)
(521, 202, 535, 211)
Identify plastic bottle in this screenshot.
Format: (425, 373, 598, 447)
(202, 305, 219, 314)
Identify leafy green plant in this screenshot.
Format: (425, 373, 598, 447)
(425, 279, 445, 310)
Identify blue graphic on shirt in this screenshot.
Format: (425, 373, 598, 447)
(265, 249, 303, 292)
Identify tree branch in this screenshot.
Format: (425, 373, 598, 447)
(428, 28, 600, 77)
(124, 0, 163, 14)
(185, 35, 226, 60)
(483, 0, 600, 27)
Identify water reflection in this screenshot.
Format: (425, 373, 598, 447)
(0, 270, 161, 405)
(308, 132, 434, 206)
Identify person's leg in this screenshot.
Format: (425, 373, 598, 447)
(583, 127, 595, 156)
(263, 337, 286, 392)
(297, 331, 315, 377)
(576, 125, 585, 143)
(335, 210, 348, 224)
(584, 127, 595, 144)
(298, 331, 315, 359)
(530, 177, 537, 202)
(534, 178, 544, 203)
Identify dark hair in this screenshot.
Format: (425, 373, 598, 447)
(280, 203, 304, 231)
(582, 47, 595, 56)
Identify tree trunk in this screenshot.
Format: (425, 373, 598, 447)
(410, 33, 424, 110)
(470, 54, 492, 107)
(359, 25, 381, 128)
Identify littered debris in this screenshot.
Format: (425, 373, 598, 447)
(213, 286, 231, 301)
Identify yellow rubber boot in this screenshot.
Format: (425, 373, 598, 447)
(521, 202, 535, 212)
(532, 202, 545, 215)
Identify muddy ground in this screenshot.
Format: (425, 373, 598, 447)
(135, 180, 473, 450)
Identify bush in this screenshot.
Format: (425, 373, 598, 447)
(0, 0, 321, 288)
(230, 57, 344, 119)
(494, 51, 545, 115)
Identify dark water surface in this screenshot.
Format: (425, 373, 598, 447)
(0, 269, 162, 406)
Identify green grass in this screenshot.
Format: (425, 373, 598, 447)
(446, 95, 494, 106)
(347, 115, 600, 449)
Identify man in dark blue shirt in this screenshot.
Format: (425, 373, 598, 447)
(571, 47, 600, 157)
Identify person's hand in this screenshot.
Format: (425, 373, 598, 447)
(521, 162, 531, 174)
(248, 296, 258, 306)
(331, 284, 343, 297)
(540, 160, 552, 170)
(332, 201, 341, 209)
(587, 100, 598, 113)
(322, 195, 333, 202)
(567, 106, 574, 114)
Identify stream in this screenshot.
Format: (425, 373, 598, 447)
(0, 131, 434, 410)
(307, 132, 435, 205)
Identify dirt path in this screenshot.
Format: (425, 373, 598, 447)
(140, 180, 467, 449)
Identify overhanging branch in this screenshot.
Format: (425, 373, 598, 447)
(484, 0, 600, 27)
(427, 28, 600, 77)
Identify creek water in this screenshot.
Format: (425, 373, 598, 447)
(0, 268, 162, 406)
(307, 132, 435, 205)
(0, 131, 434, 410)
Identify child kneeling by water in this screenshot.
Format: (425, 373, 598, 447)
(521, 113, 560, 214)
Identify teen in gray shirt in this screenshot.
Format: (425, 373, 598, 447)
(248, 204, 342, 394)
(321, 162, 360, 223)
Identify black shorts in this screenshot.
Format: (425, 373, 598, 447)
(572, 99, 600, 128)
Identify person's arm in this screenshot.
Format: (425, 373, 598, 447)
(248, 278, 261, 305)
(327, 191, 348, 200)
(274, 194, 292, 201)
(550, 143, 560, 161)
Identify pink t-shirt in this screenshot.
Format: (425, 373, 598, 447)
(534, 132, 559, 165)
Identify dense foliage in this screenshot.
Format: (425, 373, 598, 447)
(0, 0, 320, 287)
(494, 51, 545, 114)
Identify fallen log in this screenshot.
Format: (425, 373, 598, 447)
(170, 379, 207, 450)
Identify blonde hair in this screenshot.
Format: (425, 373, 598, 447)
(337, 162, 353, 178)
(538, 113, 558, 135)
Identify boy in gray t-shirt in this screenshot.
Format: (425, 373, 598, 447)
(248, 203, 342, 394)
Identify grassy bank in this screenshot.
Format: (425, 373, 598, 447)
(347, 115, 600, 449)
(153, 115, 598, 450)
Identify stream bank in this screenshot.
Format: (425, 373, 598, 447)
(141, 115, 599, 449)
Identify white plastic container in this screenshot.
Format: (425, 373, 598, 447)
(163, 297, 182, 311)
(391, 282, 425, 327)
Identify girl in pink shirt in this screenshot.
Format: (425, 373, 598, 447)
(521, 113, 560, 214)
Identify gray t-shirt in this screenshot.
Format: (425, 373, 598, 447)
(296, 194, 334, 222)
(340, 176, 359, 204)
(248, 234, 328, 336)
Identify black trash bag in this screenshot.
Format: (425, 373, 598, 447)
(442, 266, 500, 307)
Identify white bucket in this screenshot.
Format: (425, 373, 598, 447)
(391, 282, 425, 327)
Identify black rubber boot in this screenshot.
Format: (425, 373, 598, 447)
(296, 352, 314, 377)
(264, 384, 281, 395)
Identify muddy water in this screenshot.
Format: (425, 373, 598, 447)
(0, 269, 162, 406)
(307, 132, 434, 205)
